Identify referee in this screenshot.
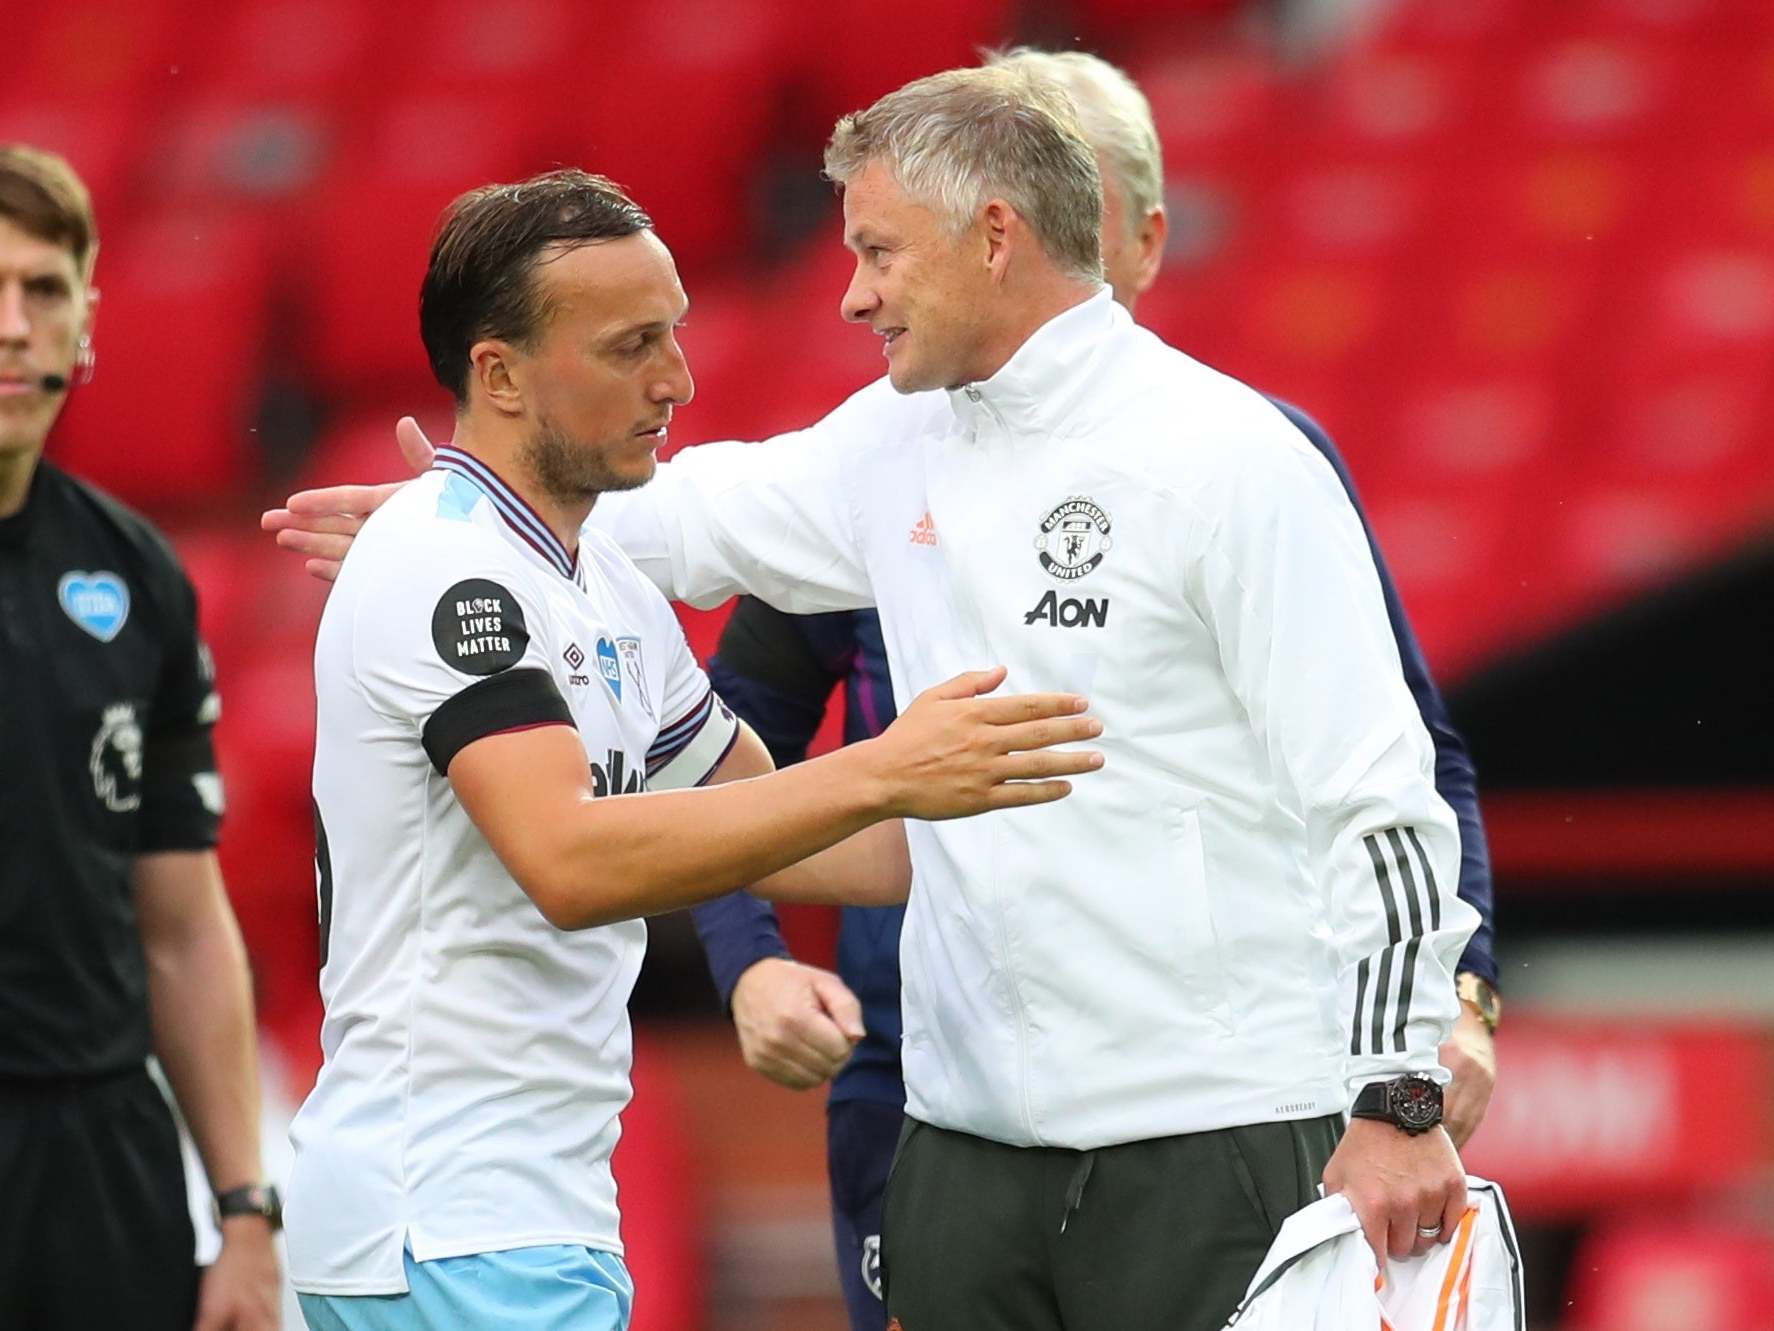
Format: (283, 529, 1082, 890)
(0, 145, 279, 1330)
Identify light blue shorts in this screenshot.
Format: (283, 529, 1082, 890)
(298, 1245, 633, 1331)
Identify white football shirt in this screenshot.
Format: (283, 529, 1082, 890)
(287, 445, 737, 1295)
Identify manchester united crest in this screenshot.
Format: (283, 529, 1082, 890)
(1035, 497, 1113, 580)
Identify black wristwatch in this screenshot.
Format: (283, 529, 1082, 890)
(215, 1182, 283, 1231)
(1350, 1074, 1444, 1135)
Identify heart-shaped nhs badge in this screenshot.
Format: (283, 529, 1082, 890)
(58, 571, 131, 643)
(596, 636, 622, 701)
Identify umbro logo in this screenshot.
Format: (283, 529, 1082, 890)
(564, 641, 591, 686)
(908, 511, 939, 547)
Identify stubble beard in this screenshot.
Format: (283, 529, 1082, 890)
(522, 422, 651, 504)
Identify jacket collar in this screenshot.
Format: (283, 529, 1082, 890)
(945, 286, 1124, 438)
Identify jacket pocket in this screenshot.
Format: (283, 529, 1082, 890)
(1166, 804, 1234, 1034)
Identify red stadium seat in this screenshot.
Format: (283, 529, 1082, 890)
(1304, 49, 1483, 152)
(665, 248, 882, 453)
(211, 631, 328, 1044)
(1363, 496, 1521, 673)
(1589, 366, 1773, 494)
(1133, 45, 1282, 174)
(299, 404, 457, 492)
(1592, 244, 1774, 385)
(297, 93, 560, 395)
(6, 0, 191, 107)
(385, 0, 584, 93)
(568, 0, 798, 276)
(150, 95, 336, 208)
(616, 1035, 708, 1331)
(1236, 260, 1392, 371)
(371, 0, 590, 159)
(49, 210, 276, 510)
(0, 98, 147, 207)
(181, 0, 381, 103)
(1565, 1220, 1774, 1331)
(1388, 376, 1558, 483)
(1413, 150, 1641, 260)
(1487, 37, 1679, 149)
(169, 526, 273, 649)
(1258, 158, 1428, 262)
(793, 0, 1014, 135)
(1377, 0, 1538, 50)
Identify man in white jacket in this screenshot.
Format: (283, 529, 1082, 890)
(268, 66, 1478, 1331)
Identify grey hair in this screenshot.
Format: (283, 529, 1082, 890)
(984, 47, 1165, 238)
(823, 65, 1105, 283)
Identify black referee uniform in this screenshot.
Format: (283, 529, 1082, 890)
(0, 460, 222, 1328)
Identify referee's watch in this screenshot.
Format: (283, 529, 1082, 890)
(1350, 1074, 1444, 1135)
(214, 1182, 283, 1231)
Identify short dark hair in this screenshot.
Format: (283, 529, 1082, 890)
(0, 144, 98, 275)
(420, 169, 653, 404)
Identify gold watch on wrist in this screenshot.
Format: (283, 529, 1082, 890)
(1455, 972, 1502, 1036)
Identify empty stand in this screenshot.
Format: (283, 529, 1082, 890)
(49, 210, 276, 509)
(1565, 1221, 1774, 1331)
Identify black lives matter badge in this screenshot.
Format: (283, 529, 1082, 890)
(1036, 497, 1112, 580)
(432, 578, 529, 675)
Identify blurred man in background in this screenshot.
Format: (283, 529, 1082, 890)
(267, 65, 1479, 1330)
(0, 144, 280, 1331)
(687, 47, 1503, 1331)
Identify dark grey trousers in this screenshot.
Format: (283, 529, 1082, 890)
(881, 1113, 1342, 1331)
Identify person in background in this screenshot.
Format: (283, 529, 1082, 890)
(0, 144, 280, 1331)
(685, 48, 1502, 1331)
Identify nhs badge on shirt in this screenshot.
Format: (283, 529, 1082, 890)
(595, 636, 622, 701)
(58, 570, 130, 642)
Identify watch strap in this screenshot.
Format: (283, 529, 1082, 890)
(1350, 1080, 1391, 1120)
(1349, 1074, 1443, 1135)
(214, 1182, 282, 1230)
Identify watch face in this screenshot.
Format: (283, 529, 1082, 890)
(1388, 1076, 1444, 1131)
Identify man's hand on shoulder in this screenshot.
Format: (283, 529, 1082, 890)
(258, 416, 438, 582)
(1439, 1002, 1497, 1149)
(1322, 1117, 1466, 1269)
(731, 957, 865, 1091)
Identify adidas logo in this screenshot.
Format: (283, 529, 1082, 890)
(908, 511, 939, 546)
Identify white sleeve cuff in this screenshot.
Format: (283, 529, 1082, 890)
(646, 690, 740, 790)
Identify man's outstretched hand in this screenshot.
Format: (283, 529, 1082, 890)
(864, 666, 1104, 819)
(259, 416, 437, 581)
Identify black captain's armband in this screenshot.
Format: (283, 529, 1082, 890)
(423, 668, 574, 775)
(432, 578, 529, 676)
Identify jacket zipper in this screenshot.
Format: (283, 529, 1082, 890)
(967, 391, 1042, 1144)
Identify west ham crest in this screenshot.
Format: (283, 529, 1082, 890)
(616, 635, 654, 719)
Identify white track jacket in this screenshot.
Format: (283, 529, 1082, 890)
(1221, 1177, 1525, 1331)
(594, 288, 1479, 1148)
